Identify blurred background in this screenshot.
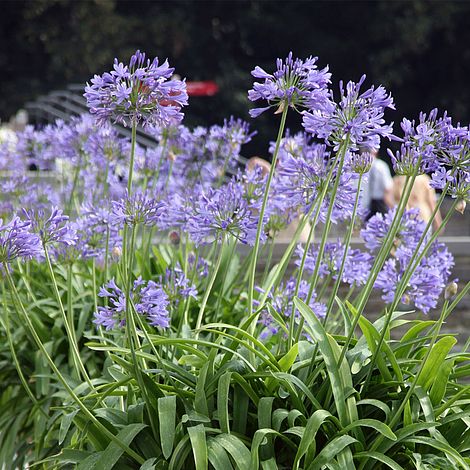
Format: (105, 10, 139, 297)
(2, 0, 470, 156)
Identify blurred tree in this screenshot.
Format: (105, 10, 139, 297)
(1, 0, 470, 156)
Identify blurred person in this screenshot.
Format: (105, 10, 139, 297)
(393, 174, 442, 231)
(361, 148, 394, 220)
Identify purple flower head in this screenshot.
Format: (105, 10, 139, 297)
(20, 182, 61, 211)
(0, 216, 43, 263)
(303, 75, 394, 151)
(275, 141, 358, 223)
(94, 277, 170, 330)
(447, 169, 470, 201)
(158, 264, 198, 309)
(15, 125, 56, 171)
(248, 52, 331, 117)
(375, 241, 454, 314)
(67, 202, 122, 261)
(361, 208, 424, 252)
(84, 50, 188, 129)
(112, 190, 163, 227)
(188, 253, 209, 278)
(349, 149, 374, 174)
(389, 110, 457, 175)
(187, 179, 262, 245)
(296, 241, 372, 287)
(135, 281, 171, 328)
(24, 207, 77, 247)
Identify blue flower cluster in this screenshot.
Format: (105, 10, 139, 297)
(1, 49, 467, 334)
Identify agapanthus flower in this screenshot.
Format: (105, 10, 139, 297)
(94, 277, 170, 330)
(84, 50, 188, 128)
(239, 164, 295, 236)
(349, 149, 374, 174)
(69, 202, 121, 260)
(112, 190, 163, 227)
(248, 52, 331, 117)
(303, 75, 394, 151)
(375, 241, 454, 314)
(24, 207, 77, 247)
(275, 143, 359, 223)
(296, 241, 373, 287)
(187, 179, 262, 245)
(362, 208, 454, 313)
(158, 265, 198, 308)
(0, 216, 43, 263)
(446, 169, 470, 202)
(15, 125, 55, 171)
(388, 110, 463, 175)
(361, 208, 423, 252)
(257, 277, 326, 339)
(20, 182, 61, 211)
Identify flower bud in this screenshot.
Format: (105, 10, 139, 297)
(168, 151, 177, 162)
(169, 231, 180, 246)
(445, 281, 458, 300)
(455, 199, 466, 215)
(274, 100, 286, 114)
(111, 246, 122, 259)
(402, 293, 411, 305)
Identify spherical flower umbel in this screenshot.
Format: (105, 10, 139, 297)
(94, 277, 170, 330)
(112, 190, 163, 227)
(23, 207, 77, 247)
(187, 179, 262, 245)
(84, 50, 188, 129)
(363, 208, 454, 313)
(303, 74, 394, 151)
(0, 216, 43, 264)
(248, 52, 331, 117)
(275, 143, 359, 223)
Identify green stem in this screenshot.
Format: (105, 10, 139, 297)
(261, 238, 276, 285)
(337, 168, 419, 368)
(247, 105, 288, 319)
(44, 248, 93, 389)
(324, 173, 363, 321)
(67, 262, 79, 368)
(127, 122, 137, 195)
(16, 260, 37, 302)
(1, 282, 48, 419)
(361, 196, 458, 392)
(305, 139, 349, 301)
(289, 139, 349, 346)
(195, 236, 226, 334)
(214, 236, 237, 321)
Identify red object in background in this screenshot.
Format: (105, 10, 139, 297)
(186, 81, 219, 97)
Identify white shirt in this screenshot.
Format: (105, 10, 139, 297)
(361, 158, 393, 210)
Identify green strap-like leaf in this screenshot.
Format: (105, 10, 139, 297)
(307, 435, 358, 470)
(213, 434, 251, 469)
(217, 372, 232, 434)
(294, 297, 349, 426)
(188, 424, 208, 470)
(416, 336, 457, 391)
(207, 439, 234, 470)
(292, 409, 336, 470)
(404, 436, 469, 469)
(340, 419, 397, 441)
(158, 395, 177, 459)
(78, 423, 146, 470)
(354, 451, 404, 470)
